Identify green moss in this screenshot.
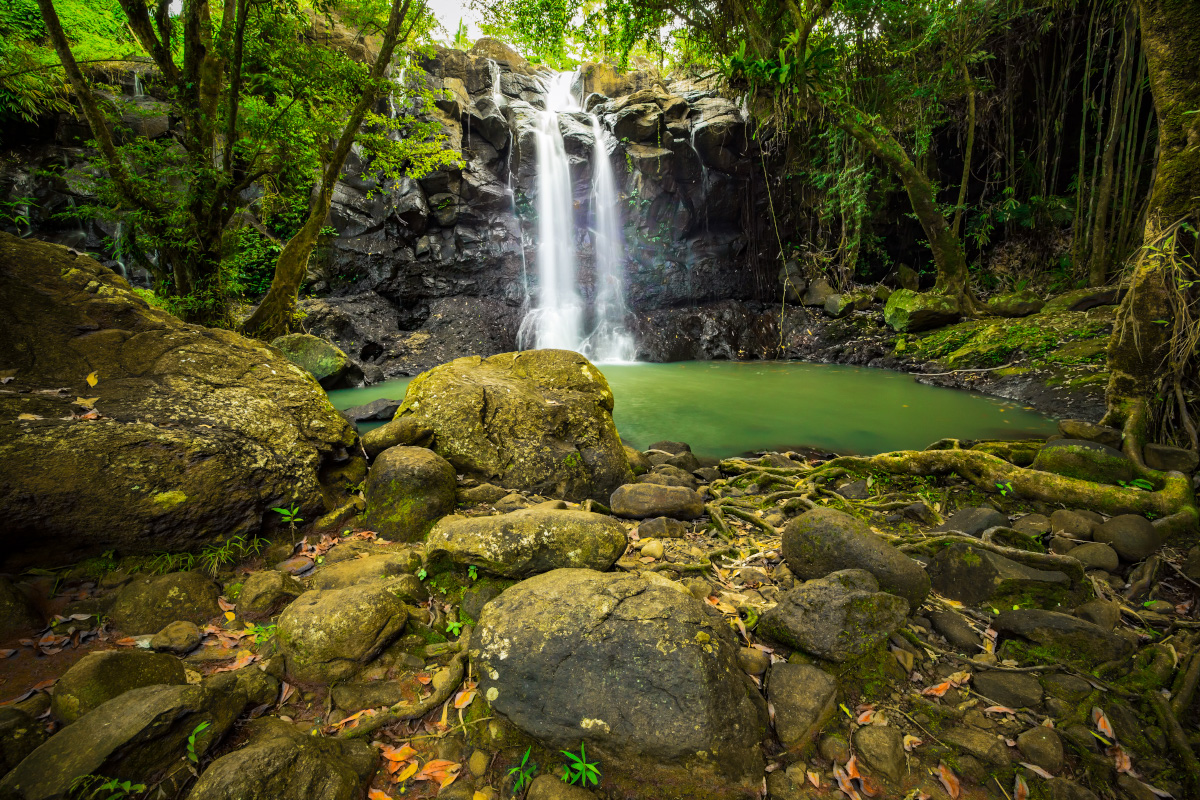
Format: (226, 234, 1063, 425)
(909, 309, 1110, 370)
(827, 642, 906, 703)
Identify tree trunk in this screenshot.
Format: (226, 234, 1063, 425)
(242, 0, 413, 340)
(951, 60, 975, 239)
(1102, 0, 1200, 457)
(1088, 8, 1137, 287)
(835, 110, 973, 310)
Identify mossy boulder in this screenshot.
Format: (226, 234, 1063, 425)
(0, 577, 41, 638)
(425, 508, 628, 578)
(0, 233, 357, 569)
(362, 446, 457, 541)
(277, 581, 409, 683)
(361, 417, 433, 459)
(471, 568, 768, 800)
(236, 570, 304, 617)
(883, 289, 961, 332)
(610, 483, 704, 519)
(986, 290, 1045, 318)
(108, 571, 221, 635)
(992, 608, 1132, 667)
(270, 333, 361, 389)
(927, 542, 1072, 607)
(1031, 439, 1135, 485)
(0, 669, 278, 800)
(51, 649, 187, 723)
(781, 507, 930, 606)
(184, 717, 377, 800)
(758, 570, 909, 662)
(393, 350, 633, 502)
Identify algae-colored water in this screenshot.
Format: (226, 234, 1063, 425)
(326, 361, 1055, 458)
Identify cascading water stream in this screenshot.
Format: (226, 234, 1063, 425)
(580, 117, 635, 363)
(517, 71, 636, 362)
(517, 72, 584, 351)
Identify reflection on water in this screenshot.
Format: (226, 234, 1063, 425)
(326, 361, 1055, 458)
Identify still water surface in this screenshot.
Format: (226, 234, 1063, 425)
(327, 361, 1055, 457)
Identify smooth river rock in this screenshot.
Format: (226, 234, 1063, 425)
(610, 483, 704, 519)
(362, 446, 457, 541)
(781, 507, 930, 606)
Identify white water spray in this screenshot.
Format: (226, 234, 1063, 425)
(517, 71, 636, 362)
(580, 117, 636, 362)
(517, 72, 584, 351)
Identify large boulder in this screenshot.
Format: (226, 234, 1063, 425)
(927, 542, 1072, 607)
(269, 333, 362, 389)
(883, 289, 960, 332)
(0, 669, 278, 800)
(277, 581, 409, 683)
(108, 571, 222, 635)
(51, 649, 187, 723)
(393, 350, 633, 501)
(471, 569, 768, 799)
(758, 570, 909, 662)
(360, 417, 433, 459)
(993, 609, 1132, 667)
(610, 483, 704, 519)
(1031, 439, 1135, 485)
(0, 234, 357, 569)
(426, 509, 627, 578)
(781, 508, 930, 606)
(184, 718, 377, 800)
(361, 446, 457, 541)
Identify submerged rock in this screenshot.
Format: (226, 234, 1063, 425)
(426, 508, 627, 578)
(781, 507, 930, 606)
(0, 234, 357, 569)
(471, 568, 767, 799)
(184, 718, 377, 800)
(362, 446, 457, 541)
(758, 569, 909, 662)
(393, 350, 633, 501)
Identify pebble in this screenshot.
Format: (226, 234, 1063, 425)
(737, 647, 770, 675)
(640, 539, 664, 560)
(1068, 542, 1120, 571)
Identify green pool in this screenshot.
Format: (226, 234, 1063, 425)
(326, 361, 1055, 457)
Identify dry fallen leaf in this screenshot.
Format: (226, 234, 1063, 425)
(395, 761, 419, 782)
(86, 371, 99, 387)
(367, 790, 392, 800)
(16, 413, 42, 421)
(74, 397, 100, 408)
(937, 762, 961, 800)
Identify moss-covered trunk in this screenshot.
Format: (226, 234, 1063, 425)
(242, 0, 412, 340)
(835, 111, 974, 312)
(1102, 0, 1200, 453)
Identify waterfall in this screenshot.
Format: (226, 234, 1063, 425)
(132, 72, 143, 97)
(516, 71, 636, 363)
(580, 117, 635, 363)
(517, 72, 584, 352)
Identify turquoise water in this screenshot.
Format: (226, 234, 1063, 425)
(326, 361, 1055, 457)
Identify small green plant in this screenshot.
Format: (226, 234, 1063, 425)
(69, 775, 146, 799)
(145, 551, 196, 574)
(187, 720, 211, 764)
(1118, 478, 1155, 491)
(245, 622, 276, 645)
(995, 481, 1014, 496)
(468, 565, 478, 581)
(560, 742, 600, 787)
(508, 746, 537, 796)
(272, 504, 304, 543)
(416, 567, 428, 581)
(446, 619, 464, 636)
(197, 536, 265, 577)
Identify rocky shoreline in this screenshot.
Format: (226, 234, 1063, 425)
(2, 258, 1198, 799)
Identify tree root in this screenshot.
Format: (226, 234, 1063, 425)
(1170, 648, 1200, 719)
(718, 505, 779, 537)
(1148, 690, 1200, 797)
(814, 449, 1196, 532)
(338, 630, 472, 740)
